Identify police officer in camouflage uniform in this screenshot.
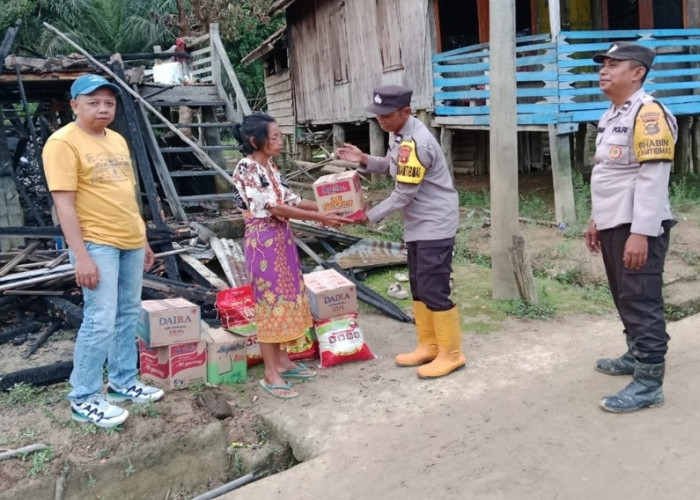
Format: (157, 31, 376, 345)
(586, 42, 678, 413)
(336, 85, 465, 379)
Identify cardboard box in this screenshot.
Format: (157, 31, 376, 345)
(138, 339, 206, 390)
(204, 327, 247, 385)
(138, 298, 201, 347)
(312, 171, 365, 221)
(303, 269, 358, 321)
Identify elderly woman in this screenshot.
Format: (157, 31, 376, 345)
(232, 113, 353, 398)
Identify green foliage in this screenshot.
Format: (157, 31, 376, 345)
(124, 459, 135, 477)
(26, 447, 54, 477)
(188, 380, 207, 396)
(500, 297, 557, 320)
(519, 192, 552, 220)
(457, 188, 490, 208)
(0, 383, 42, 408)
(669, 176, 700, 210)
(665, 303, 698, 322)
(132, 401, 160, 418)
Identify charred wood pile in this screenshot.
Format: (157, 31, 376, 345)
(0, 20, 411, 391)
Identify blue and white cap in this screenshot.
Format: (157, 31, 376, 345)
(70, 74, 121, 99)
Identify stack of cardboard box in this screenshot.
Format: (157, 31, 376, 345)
(137, 297, 247, 389)
(303, 268, 375, 367)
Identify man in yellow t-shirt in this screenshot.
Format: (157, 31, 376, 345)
(43, 74, 163, 429)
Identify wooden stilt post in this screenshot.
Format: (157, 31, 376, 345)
(369, 119, 385, 182)
(691, 117, 700, 175)
(489, 0, 519, 299)
(675, 116, 692, 175)
(509, 235, 538, 304)
(548, 125, 577, 225)
(332, 124, 346, 153)
(440, 127, 454, 178)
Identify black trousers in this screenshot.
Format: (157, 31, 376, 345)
(598, 221, 674, 362)
(407, 237, 455, 312)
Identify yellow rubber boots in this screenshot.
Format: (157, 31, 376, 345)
(395, 301, 438, 367)
(417, 306, 466, 378)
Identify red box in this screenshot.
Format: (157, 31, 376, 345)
(138, 339, 206, 390)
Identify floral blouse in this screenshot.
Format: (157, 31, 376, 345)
(232, 157, 301, 218)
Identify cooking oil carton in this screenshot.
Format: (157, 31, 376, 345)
(312, 170, 365, 221)
(204, 326, 247, 385)
(138, 339, 206, 390)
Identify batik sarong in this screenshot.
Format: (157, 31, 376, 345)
(244, 216, 312, 344)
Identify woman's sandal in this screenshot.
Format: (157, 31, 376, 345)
(259, 379, 299, 399)
(280, 362, 317, 380)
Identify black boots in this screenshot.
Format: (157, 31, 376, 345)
(600, 361, 665, 413)
(595, 351, 635, 375)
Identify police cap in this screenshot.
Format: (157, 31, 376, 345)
(593, 41, 655, 69)
(366, 85, 413, 115)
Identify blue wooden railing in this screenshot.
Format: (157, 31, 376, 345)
(433, 29, 700, 129)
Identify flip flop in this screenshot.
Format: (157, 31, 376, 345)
(280, 363, 317, 380)
(259, 379, 299, 399)
(387, 282, 409, 300)
(394, 272, 409, 282)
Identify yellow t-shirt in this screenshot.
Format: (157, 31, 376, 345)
(42, 122, 145, 250)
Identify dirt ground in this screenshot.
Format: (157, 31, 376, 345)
(1, 175, 699, 498)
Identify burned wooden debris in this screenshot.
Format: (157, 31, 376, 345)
(0, 20, 413, 392)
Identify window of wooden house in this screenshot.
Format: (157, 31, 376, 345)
(376, 0, 404, 71)
(263, 46, 289, 78)
(603, 0, 686, 29)
(330, 2, 349, 84)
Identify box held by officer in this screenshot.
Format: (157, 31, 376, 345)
(303, 268, 358, 321)
(204, 325, 247, 385)
(138, 339, 206, 390)
(312, 171, 365, 221)
(138, 298, 201, 347)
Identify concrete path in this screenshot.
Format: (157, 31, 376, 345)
(226, 312, 700, 500)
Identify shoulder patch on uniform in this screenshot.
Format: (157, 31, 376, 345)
(634, 101, 675, 163)
(396, 138, 426, 184)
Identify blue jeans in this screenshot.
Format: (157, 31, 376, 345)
(68, 243, 144, 402)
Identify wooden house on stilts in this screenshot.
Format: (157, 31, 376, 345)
(244, 0, 700, 224)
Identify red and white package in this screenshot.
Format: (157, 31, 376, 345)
(216, 285, 257, 336)
(287, 328, 319, 362)
(314, 314, 376, 368)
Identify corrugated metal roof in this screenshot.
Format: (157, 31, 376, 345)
(327, 238, 407, 270)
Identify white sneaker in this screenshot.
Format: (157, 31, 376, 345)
(106, 380, 164, 404)
(71, 395, 129, 428)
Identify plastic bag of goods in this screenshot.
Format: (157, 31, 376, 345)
(216, 285, 255, 333)
(315, 313, 376, 368)
(287, 328, 319, 362)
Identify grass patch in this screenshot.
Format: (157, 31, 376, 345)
(458, 188, 490, 208)
(519, 192, 552, 220)
(26, 447, 54, 477)
(670, 175, 700, 210)
(500, 298, 557, 320)
(0, 383, 43, 408)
